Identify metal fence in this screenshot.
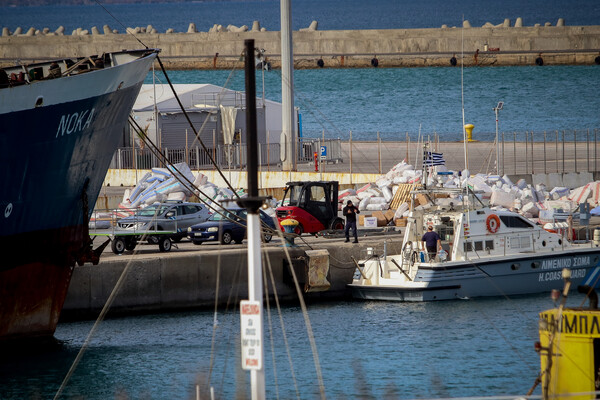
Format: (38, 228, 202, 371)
(109, 138, 345, 171)
(499, 129, 600, 175)
(109, 130, 599, 175)
(110, 142, 282, 170)
(298, 138, 344, 164)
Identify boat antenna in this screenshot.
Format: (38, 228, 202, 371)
(461, 14, 468, 174)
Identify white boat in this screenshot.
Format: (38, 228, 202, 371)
(349, 183, 600, 302)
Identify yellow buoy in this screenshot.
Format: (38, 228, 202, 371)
(464, 123, 476, 142)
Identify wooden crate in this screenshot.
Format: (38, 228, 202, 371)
(395, 218, 407, 227)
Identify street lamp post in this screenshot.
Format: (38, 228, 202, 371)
(493, 101, 503, 175)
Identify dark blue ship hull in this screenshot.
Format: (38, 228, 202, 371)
(0, 49, 157, 339)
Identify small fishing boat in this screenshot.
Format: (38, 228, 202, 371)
(349, 151, 600, 301)
(536, 269, 600, 399)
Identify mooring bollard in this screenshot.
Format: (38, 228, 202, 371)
(280, 219, 299, 247)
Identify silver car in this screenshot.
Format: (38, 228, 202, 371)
(117, 201, 211, 242)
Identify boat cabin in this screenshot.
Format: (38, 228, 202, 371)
(403, 187, 570, 264)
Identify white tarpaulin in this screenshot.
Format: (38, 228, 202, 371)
(220, 105, 237, 145)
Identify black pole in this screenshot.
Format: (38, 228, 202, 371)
(244, 39, 259, 203)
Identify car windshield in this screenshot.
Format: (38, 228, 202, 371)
(135, 205, 170, 217)
(209, 210, 240, 221)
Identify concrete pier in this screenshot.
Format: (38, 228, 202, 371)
(1, 26, 600, 69)
(62, 236, 402, 319)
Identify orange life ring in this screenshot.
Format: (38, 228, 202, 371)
(486, 214, 500, 233)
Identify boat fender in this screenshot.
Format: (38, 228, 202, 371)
(317, 58, 324, 68)
(535, 56, 544, 66)
(595, 56, 600, 65)
(486, 214, 501, 233)
(370, 57, 379, 67)
(450, 55, 457, 66)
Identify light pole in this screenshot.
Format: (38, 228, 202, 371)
(493, 101, 503, 175)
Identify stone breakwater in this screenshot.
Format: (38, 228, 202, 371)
(1, 24, 599, 69)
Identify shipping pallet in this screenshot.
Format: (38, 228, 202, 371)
(389, 183, 418, 210)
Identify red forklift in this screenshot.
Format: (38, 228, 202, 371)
(276, 181, 345, 234)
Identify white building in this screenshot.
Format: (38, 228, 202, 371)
(131, 83, 285, 150)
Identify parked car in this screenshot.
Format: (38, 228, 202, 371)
(117, 201, 211, 242)
(187, 208, 277, 245)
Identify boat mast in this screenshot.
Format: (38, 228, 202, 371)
(461, 15, 468, 172)
(280, 0, 296, 171)
(240, 39, 266, 399)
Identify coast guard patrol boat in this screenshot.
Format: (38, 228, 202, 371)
(349, 184, 600, 301)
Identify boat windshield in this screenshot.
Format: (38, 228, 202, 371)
(135, 205, 170, 217)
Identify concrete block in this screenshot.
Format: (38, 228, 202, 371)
(563, 172, 593, 188)
(532, 173, 563, 189)
(300, 21, 318, 32)
(515, 17, 523, 27)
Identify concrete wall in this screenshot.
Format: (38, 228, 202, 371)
(2, 26, 599, 69)
(62, 239, 403, 319)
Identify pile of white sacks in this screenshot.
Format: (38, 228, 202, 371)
(116, 163, 274, 216)
(338, 160, 600, 222)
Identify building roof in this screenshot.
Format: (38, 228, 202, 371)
(133, 83, 278, 113)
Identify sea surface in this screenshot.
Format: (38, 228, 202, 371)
(1, 0, 600, 140)
(1, 2, 599, 398)
(151, 65, 600, 140)
(1, 0, 600, 33)
(1, 293, 585, 399)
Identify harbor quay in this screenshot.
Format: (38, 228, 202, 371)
(2, 25, 600, 69)
(62, 235, 403, 320)
(70, 137, 600, 321)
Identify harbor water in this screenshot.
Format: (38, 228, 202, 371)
(1, 293, 585, 399)
(2, 1, 600, 398)
(153, 66, 600, 140)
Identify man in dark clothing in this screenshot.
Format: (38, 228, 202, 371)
(421, 225, 441, 261)
(343, 200, 360, 243)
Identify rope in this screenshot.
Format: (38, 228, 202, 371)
(155, 54, 243, 200)
(263, 243, 302, 399)
(92, 0, 148, 49)
(272, 226, 327, 399)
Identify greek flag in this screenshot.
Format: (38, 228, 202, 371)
(423, 151, 445, 166)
